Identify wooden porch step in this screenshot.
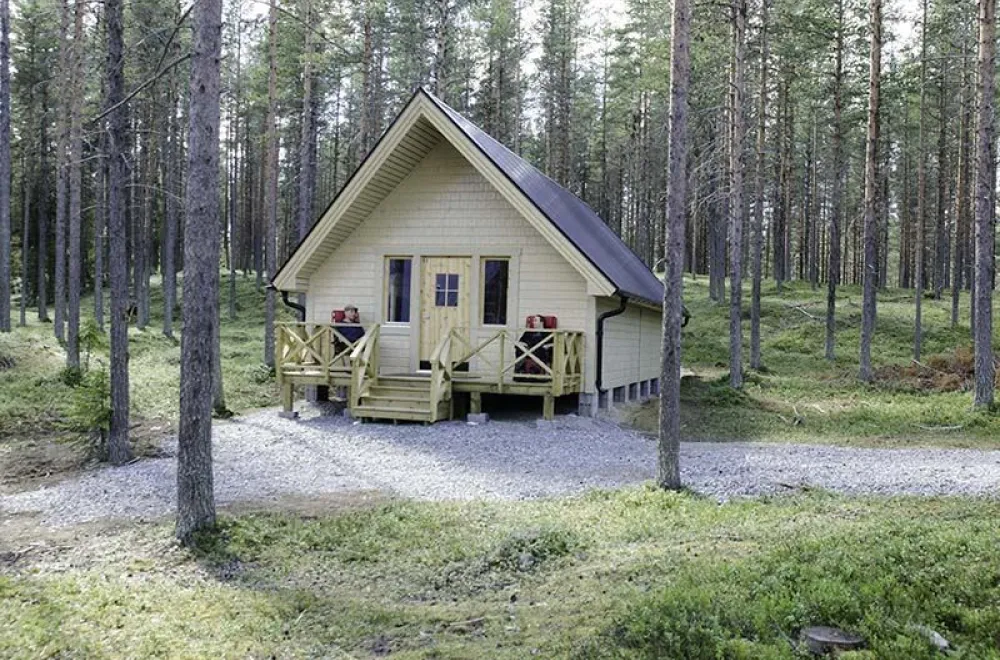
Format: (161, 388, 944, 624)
(376, 376, 433, 389)
(362, 396, 431, 410)
(353, 405, 434, 422)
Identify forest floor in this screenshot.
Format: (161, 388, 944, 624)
(0, 274, 292, 492)
(3, 274, 1000, 658)
(625, 277, 1000, 448)
(3, 490, 999, 658)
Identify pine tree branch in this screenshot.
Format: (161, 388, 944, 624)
(89, 53, 191, 124)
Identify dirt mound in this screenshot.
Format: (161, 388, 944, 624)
(875, 346, 1000, 392)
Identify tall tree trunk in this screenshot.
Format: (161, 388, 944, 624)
(105, 0, 133, 465)
(914, 0, 927, 362)
(0, 0, 9, 333)
(163, 78, 178, 338)
(19, 153, 29, 327)
(934, 68, 948, 300)
(808, 117, 819, 289)
(826, 0, 845, 361)
(36, 88, 48, 323)
(659, 0, 690, 492)
(728, 0, 746, 389)
(176, 0, 222, 544)
(95, 133, 105, 332)
(53, 0, 70, 341)
(751, 0, 769, 370)
(973, 0, 995, 407)
(66, 0, 85, 368)
(263, 0, 278, 368)
(953, 45, 971, 327)
(859, 0, 881, 383)
(228, 19, 241, 322)
(296, 0, 315, 309)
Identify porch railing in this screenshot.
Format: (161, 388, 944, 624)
(428, 330, 455, 421)
(446, 327, 585, 395)
(350, 324, 381, 409)
(275, 322, 368, 378)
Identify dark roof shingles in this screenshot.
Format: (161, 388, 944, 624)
(424, 90, 664, 305)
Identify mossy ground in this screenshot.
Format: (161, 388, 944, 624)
(0, 274, 292, 486)
(623, 277, 1000, 447)
(2, 491, 999, 658)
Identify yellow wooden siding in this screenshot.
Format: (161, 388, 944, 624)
(306, 140, 590, 373)
(596, 297, 662, 390)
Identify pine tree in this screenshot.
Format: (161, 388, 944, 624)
(177, 0, 223, 544)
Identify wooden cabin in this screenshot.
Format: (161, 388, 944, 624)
(271, 88, 664, 423)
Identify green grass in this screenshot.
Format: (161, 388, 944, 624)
(624, 277, 1000, 447)
(0, 273, 290, 440)
(2, 491, 999, 658)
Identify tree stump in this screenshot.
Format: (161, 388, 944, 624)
(801, 626, 865, 655)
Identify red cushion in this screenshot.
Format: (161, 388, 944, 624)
(332, 309, 345, 323)
(524, 315, 558, 329)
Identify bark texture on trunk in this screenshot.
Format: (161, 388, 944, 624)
(163, 80, 178, 339)
(53, 0, 70, 341)
(176, 0, 223, 544)
(728, 0, 746, 389)
(0, 0, 9, 333)
(66, 0, 85, 368)
(914, 0, 927, 363)
(263, 0, 278, 368)
(751, 0, 769, 370)
(826, 0, 845, 361)
(659, 0, 690, 491)
(859, 0, 881, 383)
(105, 0, 132, 465)
(973, 0, 995, 407)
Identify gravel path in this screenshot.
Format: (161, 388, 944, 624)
(3, 404, 999, 527)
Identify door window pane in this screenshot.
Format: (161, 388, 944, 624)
(386, 258, 411, 322)
(482, 259, 509, 325)
(434, 272, 459, 307)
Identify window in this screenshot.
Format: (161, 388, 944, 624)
(482, 259, 509, 325)
(386, 258, 411, 322)
(435, 273, 459, 307)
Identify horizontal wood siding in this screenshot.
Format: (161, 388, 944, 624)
(597, 297, 662, 390)
(307, 140, 589, 372)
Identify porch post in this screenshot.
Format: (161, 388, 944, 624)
(543, 393, 555, 420)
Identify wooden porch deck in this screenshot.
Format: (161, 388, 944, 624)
(275, 323, 586, 422)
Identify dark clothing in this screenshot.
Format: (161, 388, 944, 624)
(336, 324, 365, 343)
(515, 331, 552, 379)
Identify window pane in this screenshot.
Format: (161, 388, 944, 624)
(482, 259, 509, 325)
(435, 291, 446, 306)
(436, 273, 446, 291)
(447, 291, 458, 307)
(386, 258, 411, 323)
(447, 274, 459, 290)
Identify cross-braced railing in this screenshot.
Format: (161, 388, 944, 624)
(446, 327, 585, 396)
(275, 322, 368, 378)
(349, 325, 381, 409)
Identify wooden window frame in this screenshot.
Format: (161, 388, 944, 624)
(383, 256, 414, 325)
(480, 257, 511, 327)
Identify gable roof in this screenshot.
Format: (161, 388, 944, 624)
(273, 88, 663, 306)
(422, 91, 663, 305)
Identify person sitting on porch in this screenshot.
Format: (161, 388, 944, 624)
(515, 314, 553, 380)
(336, 304, 365, 343)
(332, 304, 365, 365)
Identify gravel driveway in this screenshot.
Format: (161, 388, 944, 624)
(3, 404, 999, 527)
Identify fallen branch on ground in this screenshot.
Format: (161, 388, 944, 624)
(784, 303, 821, 322)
